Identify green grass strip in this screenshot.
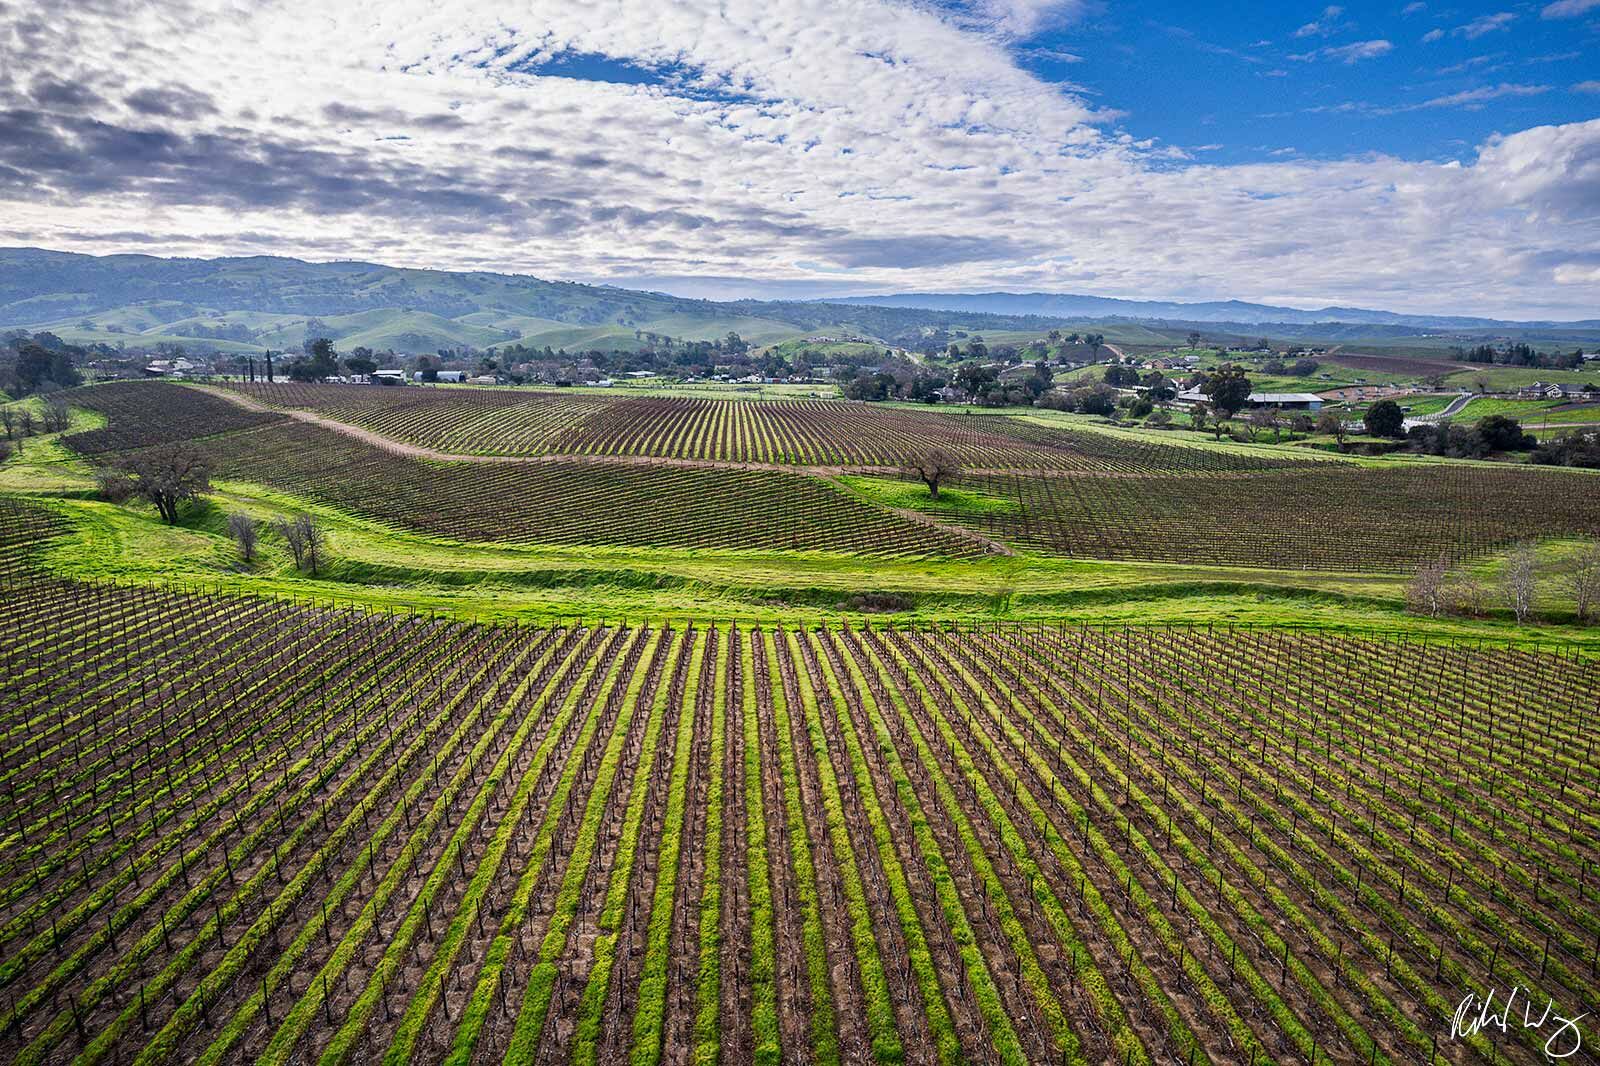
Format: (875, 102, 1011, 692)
(804, 631, 963, 1065)
(629, 630, 710, 1065)
(503, 627, 672, 1060)
(572, 630, 697, 1065)
(443, 627, 646, 1064)
(191, 629, 581, 1065)
(781, 630, 904, 1063)
(366, 628, 630, 1065)
(761, 629, 841, 1066)
(688, 629, 729, 1065)
(740, 631, 782, 1066)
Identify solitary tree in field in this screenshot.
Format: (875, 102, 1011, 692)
(228, 512, 259, 564)
(1567, 538, 1600, 623)
(1407, 554, 1450, 618)
(1316, 410, 1347, 448)
(273, 513, 327, 574)
(1202, 364, 1252, 418)
(1244, 406, 1279, 442)
(1502, 542, 1537, 624)
(908, 448, 961, 500)
(97, 444, 212, 524)
(1189, 404, 1208, 434)
(1364, 399, 1405, 439)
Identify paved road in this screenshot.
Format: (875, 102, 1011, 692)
(1403, 391, 1472, 429)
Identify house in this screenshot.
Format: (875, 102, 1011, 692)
(467, 375, 498, 386)
(370, 369, 407, 386)
(1175, 389, 1323, 411)
(626, 370, 657, 379)
(1247, 392, 1323, 412)
(143, 357, 197, 377)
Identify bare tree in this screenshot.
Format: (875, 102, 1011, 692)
(907, 448, 961, 500)
(274, 515, 306, 569)
(299, 514, 326, 575)
(1316, 410, 1348, 449)
(1567, 538, 1600, 623)
(41, 398, 71, 433)
(1244, 407, 1278, 442)
(1407, 554, 1450, 618)
(1502, 542, 1537, 624)
(228, 512, 259, 564)
(1446, 576, 1487, 617)
(97, 443, 212, 524)
(274, 513, 326, 574)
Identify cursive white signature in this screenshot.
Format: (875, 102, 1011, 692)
(1451, 986, 1588, 1061)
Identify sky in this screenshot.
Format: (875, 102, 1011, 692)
(1, 0, 1597, 318)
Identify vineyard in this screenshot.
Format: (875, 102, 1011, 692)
(63, 382, 284, 455)
(42, 382, 1598, 569)
(218, 382, 1325, 473)
(196, 421, 981, 557)
(931, 466, 1600, 571)
(1, 499, 1596, 1065)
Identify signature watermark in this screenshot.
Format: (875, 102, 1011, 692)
(1451, 986, 1588, 1061)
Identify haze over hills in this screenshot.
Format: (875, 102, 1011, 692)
(4, 247, 1596, 357)
(828, 291, 1600, 331)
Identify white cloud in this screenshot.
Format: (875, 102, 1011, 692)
(1402, 2, 1426, 13)
(1554, 263, 1600, 284)
(1322, 39, 1394, 62)
(1455, 12, 1517, 37)
(1541, 0, 1600, 16)
(972, 0, 1087, 38)
(1, 0, 1597, 318)
(1294, 5, 1347, 37)
(1575, 80, 1600, 93)
(1406, 83, 1551, 110)
(1421, 28, 1445, 42)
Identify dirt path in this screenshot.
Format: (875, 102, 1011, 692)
(203, 385, 1021, 552)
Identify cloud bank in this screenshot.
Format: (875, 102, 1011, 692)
(1, 0, 1597, 317)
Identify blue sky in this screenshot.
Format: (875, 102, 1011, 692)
(1021, 1, 1597, 165)
(3, 0, 1598, 317)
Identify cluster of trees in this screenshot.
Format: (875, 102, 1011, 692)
(1409, 539, 1600, 625)
(1039, 383, 1118, 416)
(1405, 415, 1535, 457)
(1531, 430, 1600, 469)
(1454, 343, 1586, 370)
(94, 444, 331, 570)
(1261, 357, 1320, 377)
(840, 357, 1055, 407)
(1, 331, 84, 398)
(0, 397, 71, 449)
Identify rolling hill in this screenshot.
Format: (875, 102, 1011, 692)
(7, 247, 1596, 357)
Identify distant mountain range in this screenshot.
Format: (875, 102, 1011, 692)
(0, 247, 1090, 355)
(2, 247, 1594, 356)
(827, 291, 1600, 331)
